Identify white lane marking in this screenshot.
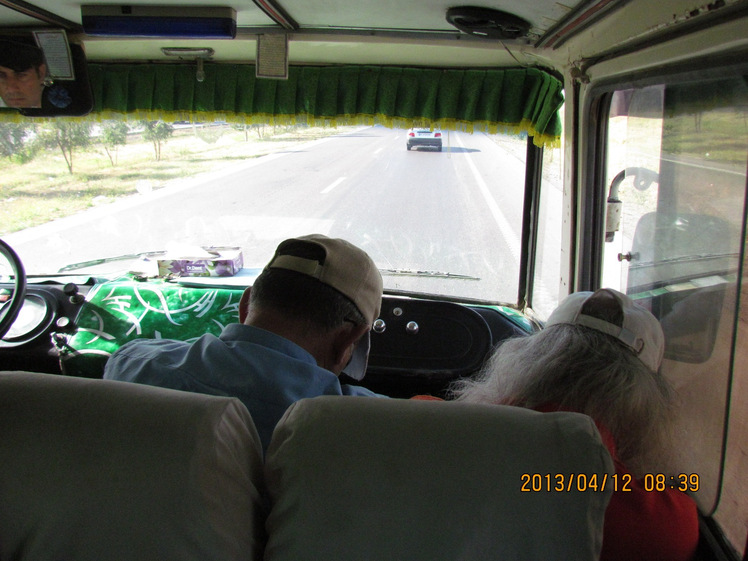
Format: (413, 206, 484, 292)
(455, 134, 521, 262)
(321, 176, 346, 194)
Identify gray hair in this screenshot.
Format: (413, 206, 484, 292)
(450, 324, 675, 473)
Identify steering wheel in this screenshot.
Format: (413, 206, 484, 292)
(0, 239, 26, 340)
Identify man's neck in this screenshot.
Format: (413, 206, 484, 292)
(245, 310, 332, 371)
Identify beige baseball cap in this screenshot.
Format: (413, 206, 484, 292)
(546, 288, 665, 373)
(266, 234, 383, 380)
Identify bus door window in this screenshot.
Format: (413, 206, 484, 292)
(600, 73, 748, 556)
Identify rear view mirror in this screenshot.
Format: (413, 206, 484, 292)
(0, 32, 92, 117)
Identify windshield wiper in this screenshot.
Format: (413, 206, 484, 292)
(58, 250, 167, 273)
(380, 268, 480, 280)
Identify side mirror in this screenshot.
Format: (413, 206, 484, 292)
(605, 167, 659, 242)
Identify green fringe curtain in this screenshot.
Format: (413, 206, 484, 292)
(85, 64, 563, 148)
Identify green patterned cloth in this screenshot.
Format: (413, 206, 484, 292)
(488, 305, 536, 333)
(62, 279, 245, 377)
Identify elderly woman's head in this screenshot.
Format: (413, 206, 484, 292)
(451, 289, 673, 472)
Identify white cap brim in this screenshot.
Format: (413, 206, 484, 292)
(342, 331, 371, 381)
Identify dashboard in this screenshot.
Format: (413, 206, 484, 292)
(0, 277, 533, 397)
(0, 278, 91, 373)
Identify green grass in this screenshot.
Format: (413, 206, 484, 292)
(664, 111, 748, 164)
(0, 124, 349, 235)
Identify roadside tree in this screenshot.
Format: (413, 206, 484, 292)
(0, 123, 35, 162)
(140, 120, 174, 161)
(36, 121, 92, 174)
(101, 121, 129, 166)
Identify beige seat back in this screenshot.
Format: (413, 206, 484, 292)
(264, 396, 614, 561)
(0, 371, 266, 561)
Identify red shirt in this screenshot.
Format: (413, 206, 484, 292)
(536, 403, 699, 561)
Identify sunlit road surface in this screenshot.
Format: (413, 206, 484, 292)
(5, 126, 535, 304)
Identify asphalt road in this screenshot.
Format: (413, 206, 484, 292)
(5, 125, 536, 304)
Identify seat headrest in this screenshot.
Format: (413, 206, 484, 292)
(264, 396, 614, 561)
(0, 371, 266, 561)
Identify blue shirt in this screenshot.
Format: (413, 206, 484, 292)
(103, 323, 384, 452)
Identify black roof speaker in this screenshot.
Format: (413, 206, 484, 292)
(446, 6, 531, 40)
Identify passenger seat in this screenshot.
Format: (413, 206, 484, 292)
(264, 396, 614, 561)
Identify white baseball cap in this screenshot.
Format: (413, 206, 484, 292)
(266, 234, 383, 380)
(546, 288, 665, 372)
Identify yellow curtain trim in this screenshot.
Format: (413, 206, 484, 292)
(0, 110, 561, 148)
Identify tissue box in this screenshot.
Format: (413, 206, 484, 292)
(157, 247, 243, 277)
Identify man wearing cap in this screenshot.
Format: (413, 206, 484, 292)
(449, 288, 698, 561)
(0, 40, 47, 108)
(104, 234, 386, 453)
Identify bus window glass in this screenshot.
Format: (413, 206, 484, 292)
(0, 124, 529, 306)
(601, 75, 748, 554)
(602, 86, 664, 291)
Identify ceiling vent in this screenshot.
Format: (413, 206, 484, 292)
(446, 6, 531, 40)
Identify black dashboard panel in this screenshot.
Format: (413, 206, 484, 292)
(0, 280, 90, 372)
(356, 296, 531, 397)
(369, 297, 492, 377)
